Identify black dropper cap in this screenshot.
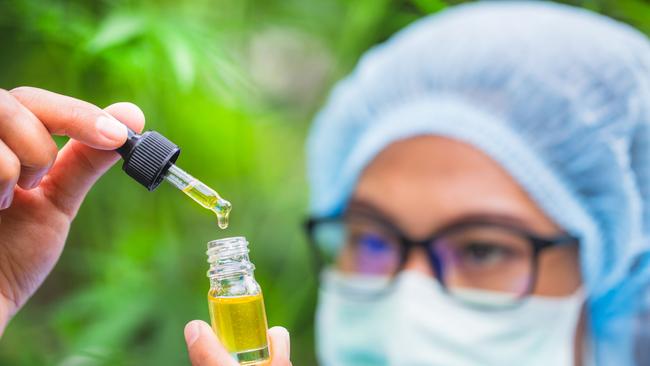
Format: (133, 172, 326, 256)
(116, 128, 181, 191)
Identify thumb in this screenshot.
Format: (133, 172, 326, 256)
(41, 102, 145, 217)
(184, 320, 238, 366)
(268, 327, 292, 366)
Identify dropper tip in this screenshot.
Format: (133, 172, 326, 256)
(214, 198, 232, 229)
(216, 198, 232, 213)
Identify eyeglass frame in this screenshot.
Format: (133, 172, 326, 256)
(304, 201, 579, 307)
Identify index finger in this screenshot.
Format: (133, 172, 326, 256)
(9, 86, 128, 149)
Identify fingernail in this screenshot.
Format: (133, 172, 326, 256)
(184, 321, 201, 346)
(283, 329, 291, 354)
(25, 173, 44, 190)
(96, 115, 127, 143)
(0, 191, 13, 210)
(27, 177, 43, 189)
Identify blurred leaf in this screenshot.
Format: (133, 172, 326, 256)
(87, 12, 146, 53)
(163, 32, 196, 90)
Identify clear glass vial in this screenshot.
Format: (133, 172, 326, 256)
(207, 237, 270, 365)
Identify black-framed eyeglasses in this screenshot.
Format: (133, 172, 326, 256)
(304, 201, 579, 308)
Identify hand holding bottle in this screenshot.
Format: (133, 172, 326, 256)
(0, 86, 145, 334)
(184, 320, 292, 366)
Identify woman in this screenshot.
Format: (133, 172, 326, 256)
(0, 2, 648, 365)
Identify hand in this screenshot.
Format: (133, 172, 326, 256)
(184, 321, 292, 366)
(0, 87, 145, 335)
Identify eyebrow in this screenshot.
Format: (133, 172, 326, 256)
(345, 198, 542, 235)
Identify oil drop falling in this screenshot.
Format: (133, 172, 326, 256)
(212, 198, 232, 229)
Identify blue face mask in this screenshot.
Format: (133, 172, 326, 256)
(316, 270, 585, 366)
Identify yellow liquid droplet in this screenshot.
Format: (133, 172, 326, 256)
(182, 180, 232, 229)
(213, 198, 232, 229)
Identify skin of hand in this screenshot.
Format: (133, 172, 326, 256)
(184, 321, 292, 366)
(0, 86, 145, 335)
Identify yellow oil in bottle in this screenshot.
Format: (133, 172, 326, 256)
(208, 292, 270, 364)
(182, 180, 232, 229)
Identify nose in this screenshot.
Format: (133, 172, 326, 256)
(403, 247, 435, 277)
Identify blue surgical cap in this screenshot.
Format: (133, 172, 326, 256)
(307, 1, 650, 363)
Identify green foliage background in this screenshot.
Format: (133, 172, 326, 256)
(0, 1, 647, 365)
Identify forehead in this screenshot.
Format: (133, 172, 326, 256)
(351, 135, 559, 238)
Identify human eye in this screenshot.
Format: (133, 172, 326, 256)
(458, 241, 517, 268)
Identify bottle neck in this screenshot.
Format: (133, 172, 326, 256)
(207, 237, 261, 297)
(208, 261, 255, 284)
(206, 237, 256, 282)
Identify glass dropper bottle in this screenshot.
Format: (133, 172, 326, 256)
(116, 128, 232, 228)
(207, 236, 270, 364)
